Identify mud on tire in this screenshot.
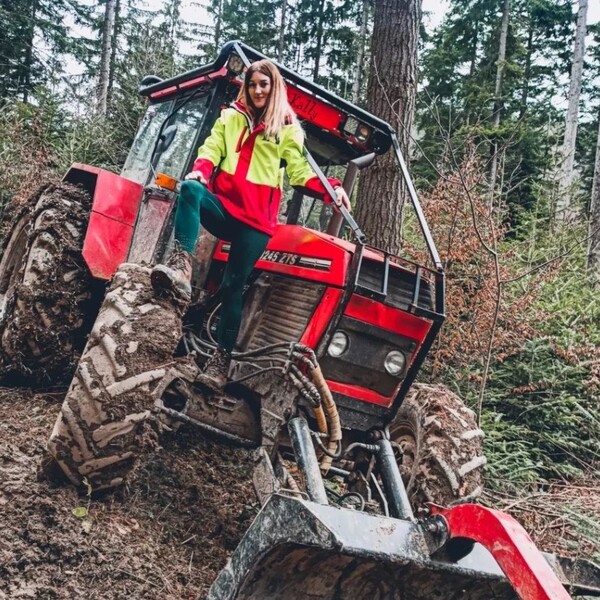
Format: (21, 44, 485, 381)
(0, 183, 94, 384)
(46, 264, 184, 491)
(391, 383, 486, 513)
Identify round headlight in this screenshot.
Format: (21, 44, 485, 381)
(384, 350, 406, 376)
(327, 331, 349, 357)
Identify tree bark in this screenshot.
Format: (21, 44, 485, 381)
(488, 0, 510, 202)
(555, 0, 588, 222)
(214, 0, 223, 52)
(354, 0, 421, 254)
(97, 0, 117, 116)
(518, 17, 533, 121)
(587, 113, 600, 287)
(21, 0, 38, 103)
(351, 0, 369, 104)
(278, 0, 287, 62)
(107, 0, 121, 112)
(312, 0, 326, 81)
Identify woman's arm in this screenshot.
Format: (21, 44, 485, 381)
(186, 112, 227, 182)
(281, 125, 351, 212)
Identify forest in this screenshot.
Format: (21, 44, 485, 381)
(0, 0, 599, 596)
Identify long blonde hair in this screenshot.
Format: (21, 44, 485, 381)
(237, 59, 298, 140)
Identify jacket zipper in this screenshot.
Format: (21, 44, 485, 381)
(236, 127, 247, 152)
(268, 189, 274, 222)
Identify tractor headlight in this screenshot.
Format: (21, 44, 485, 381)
(342, 117, 359, 137)
(355, 123, 372, 143)
(342, 117, 372, 143)
(384, 350, 406, 376)
(227, 54, 245, 75)
(327, 331, 349, 357)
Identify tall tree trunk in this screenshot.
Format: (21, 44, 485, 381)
(587, 113, 600, 287)
(518, 16, 533, 121)
(351, 0, 369, 104)
(107, 0, 121, 112)
(214, 0, 223, 52)
(97, 0, 117, 116)
(22, 0, 38, 103)
(488, 0, 510, 202)
(555, 0, 588, 222)
(278, 0, 287, 62)
(312, 0, 326, 81)
(355, 0, 421, 254)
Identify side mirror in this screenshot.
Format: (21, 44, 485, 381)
(155, 124, 178, 156)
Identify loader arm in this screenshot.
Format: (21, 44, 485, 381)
(431, 503, 595, 600)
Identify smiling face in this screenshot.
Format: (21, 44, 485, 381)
(247, 71, 272, 111)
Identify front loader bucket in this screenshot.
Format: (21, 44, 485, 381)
(207, 495, 600, 600)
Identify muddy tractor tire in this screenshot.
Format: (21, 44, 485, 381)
(0, 183, 94, 384)
(46, 263, 184, 491)
(391, 383, 486, 513)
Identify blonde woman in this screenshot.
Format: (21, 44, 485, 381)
(152, 59, 350, 389)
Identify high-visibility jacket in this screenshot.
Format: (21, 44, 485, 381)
(192, 101, 340, 236)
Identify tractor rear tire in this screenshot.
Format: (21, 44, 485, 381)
(46, 263, 184, 491)
(0, 183, 94, 384)
(390, 383, 486, 514)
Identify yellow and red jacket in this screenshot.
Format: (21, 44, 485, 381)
(192, 101, 340, 236)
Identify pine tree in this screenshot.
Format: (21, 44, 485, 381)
(0, 0, 90, 103)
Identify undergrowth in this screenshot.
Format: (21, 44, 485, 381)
(412, 147, 600, 557)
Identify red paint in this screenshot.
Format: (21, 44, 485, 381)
(327, 380, 392, 407)
(322, 296, 433, 408)
(287, 87, 345, 133)
(300, 287, 343, 348)
(213, 225, 351, 286)
(72, 163, 143, 226)
(432, 504, 572, 600)
(345, 294, 432, 342)
(149, 67, 228, 99)
(72, 164, 144, 280)
(83, 212, 136, 280)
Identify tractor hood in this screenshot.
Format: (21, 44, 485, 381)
(214, 224, 353, 287)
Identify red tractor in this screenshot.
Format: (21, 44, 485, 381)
(0, 42, 598, 598)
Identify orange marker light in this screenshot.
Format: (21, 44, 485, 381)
(155, 172, 178, 191)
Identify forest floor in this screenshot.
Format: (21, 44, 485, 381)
(1, 385, 599, 599)
(0, 387, 257, 600)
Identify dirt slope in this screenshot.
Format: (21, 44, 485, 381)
(0, 387, 256, 600)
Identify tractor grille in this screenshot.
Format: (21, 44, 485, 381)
(246, 276, 326, 351)
(357, 259, 434, 311)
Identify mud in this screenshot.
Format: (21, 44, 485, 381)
(0, 183, 96, 385)
(392, 383, 485, 512)
(0, 387, 256, 599)
(47, 263, 191, 490)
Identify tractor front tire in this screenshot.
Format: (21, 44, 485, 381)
(390, 383, 486, 514)
(0, 183, 94, 384)
(46, 264, 184, 491)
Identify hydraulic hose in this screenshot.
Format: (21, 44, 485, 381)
(310, 363, 342, 474)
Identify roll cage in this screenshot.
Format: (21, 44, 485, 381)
(133, 41, 441, 270)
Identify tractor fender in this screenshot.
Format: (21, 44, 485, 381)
(63, 163, 144, 280)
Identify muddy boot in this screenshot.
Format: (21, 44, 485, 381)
(151, 243, 193, 303)
(196, 347, 232, 391)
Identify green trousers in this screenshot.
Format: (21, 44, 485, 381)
(175, 180, 270, 352)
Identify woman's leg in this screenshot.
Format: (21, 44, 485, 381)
(153, 181, 229, 299)
(174, 180, 232, 252)
(217, 224, 270, 352)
